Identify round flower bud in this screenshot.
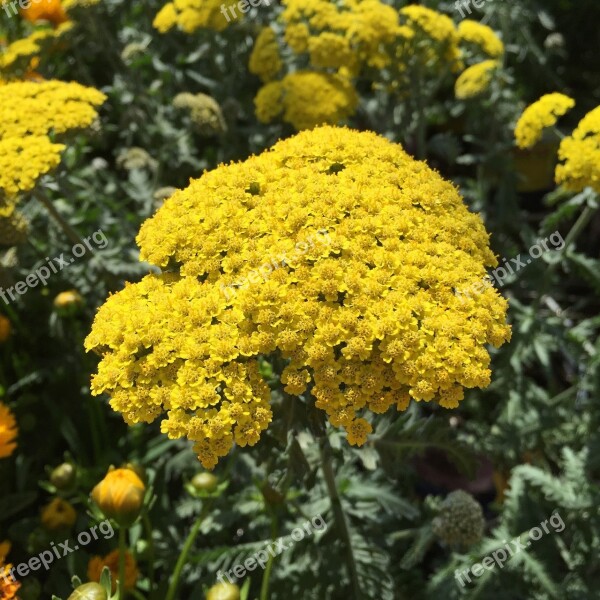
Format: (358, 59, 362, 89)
(0, 315, 11, 343)
(50, 463, 76, 491)
(54, 290, 83, 315)
(191, 472, 218, 493)
(91, 468, 146, 527)
(67, 582, 108, 600)
(432, 489, 485, 547)
(206, 582, 240, 600)
(40, 498, 77, 531)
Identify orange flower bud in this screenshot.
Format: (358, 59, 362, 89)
(41, 498, 77, 531)
(91, 468, 146, 527)
(21, 0, 68, 27)
(0, 315, 11, 343)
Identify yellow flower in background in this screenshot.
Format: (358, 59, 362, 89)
(0, 80, 106, 140)
(458, 20, 504, 58)
(0, 402, 17, 458)
(555, 105, 600, 193)
(173, 92, 227, 136)
(515, 92, 575, 149)
(54, 290, 83, 309)
(0, 22, 72, 70)
(282, 0, 399, 71)
(455, 59, 499, 99)
(0, 136, 65, 197)
(88, 549, 139, 592)
(0, 543, 20, 600)
(0, 315, 11, 343)
(91, 467, 146, 527)
(153, 0, 240, 34)
(86, 126, 510, 468)
(0, 80, 104, 200)
(255, 71, 358, 130)
(41, 498, 77, 530)
(249, 26, 282, 83)
(308, 32, 355, 70)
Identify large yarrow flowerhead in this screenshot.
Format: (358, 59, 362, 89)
(515, 93, 575, 150)
(555, 105, 600, 193)
(432, 489, 485, 546)
(86, 126, 511, 469)
(91, 467, 146, 527)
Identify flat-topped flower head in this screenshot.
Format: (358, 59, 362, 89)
(555, 105, 600, 193)
(86, 126, 510, 468)
(455, 59, 499, 100)
(515, 92, 575, 149)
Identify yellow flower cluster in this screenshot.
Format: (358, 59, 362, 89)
(153, 0, 240, 34)
(514, 92, 575, 149)
(555, 105, 600, 193)
(0, 80, 105, 199)
(255, 71, 358, 130)
(457, 20, 504, 58)
(455, 59, 499, 100)
(86, 126, 511, 468)
(282, 0, 400, 70)
(0, 543, 19, 600)
(0, 22, 72, 71)
(249, 26, 283, 82)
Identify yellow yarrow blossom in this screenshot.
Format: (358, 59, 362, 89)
(458, 20, 504, 58)
(514, 92, 575, 149)
(0, 402, 17, 458)
(86, 126, 511, 468)
(555, 105, 600, 193)
(455, 59, 499, 99)
(0, 136, 65, 197)
(249, 27, 282, 83)
(0, 80, 105, 139)
(255, 71, 358, 130)
(282, 0, 400, 70)
(0, 22, 72, 70)
(153, 0, 240, 33)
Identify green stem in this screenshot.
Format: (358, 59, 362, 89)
(118, 527, 127, 600)
(34, 192, 85, 247)
(259, 513, 278, 600)
(319, 434, 362, 599)
(165, 502, 211, 600)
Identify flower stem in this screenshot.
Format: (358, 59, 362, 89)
(318, 434, 363, 599)
(34, 192, 85, 247)
(118, 527, 127, 600)
(165, 502, 211, 600)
